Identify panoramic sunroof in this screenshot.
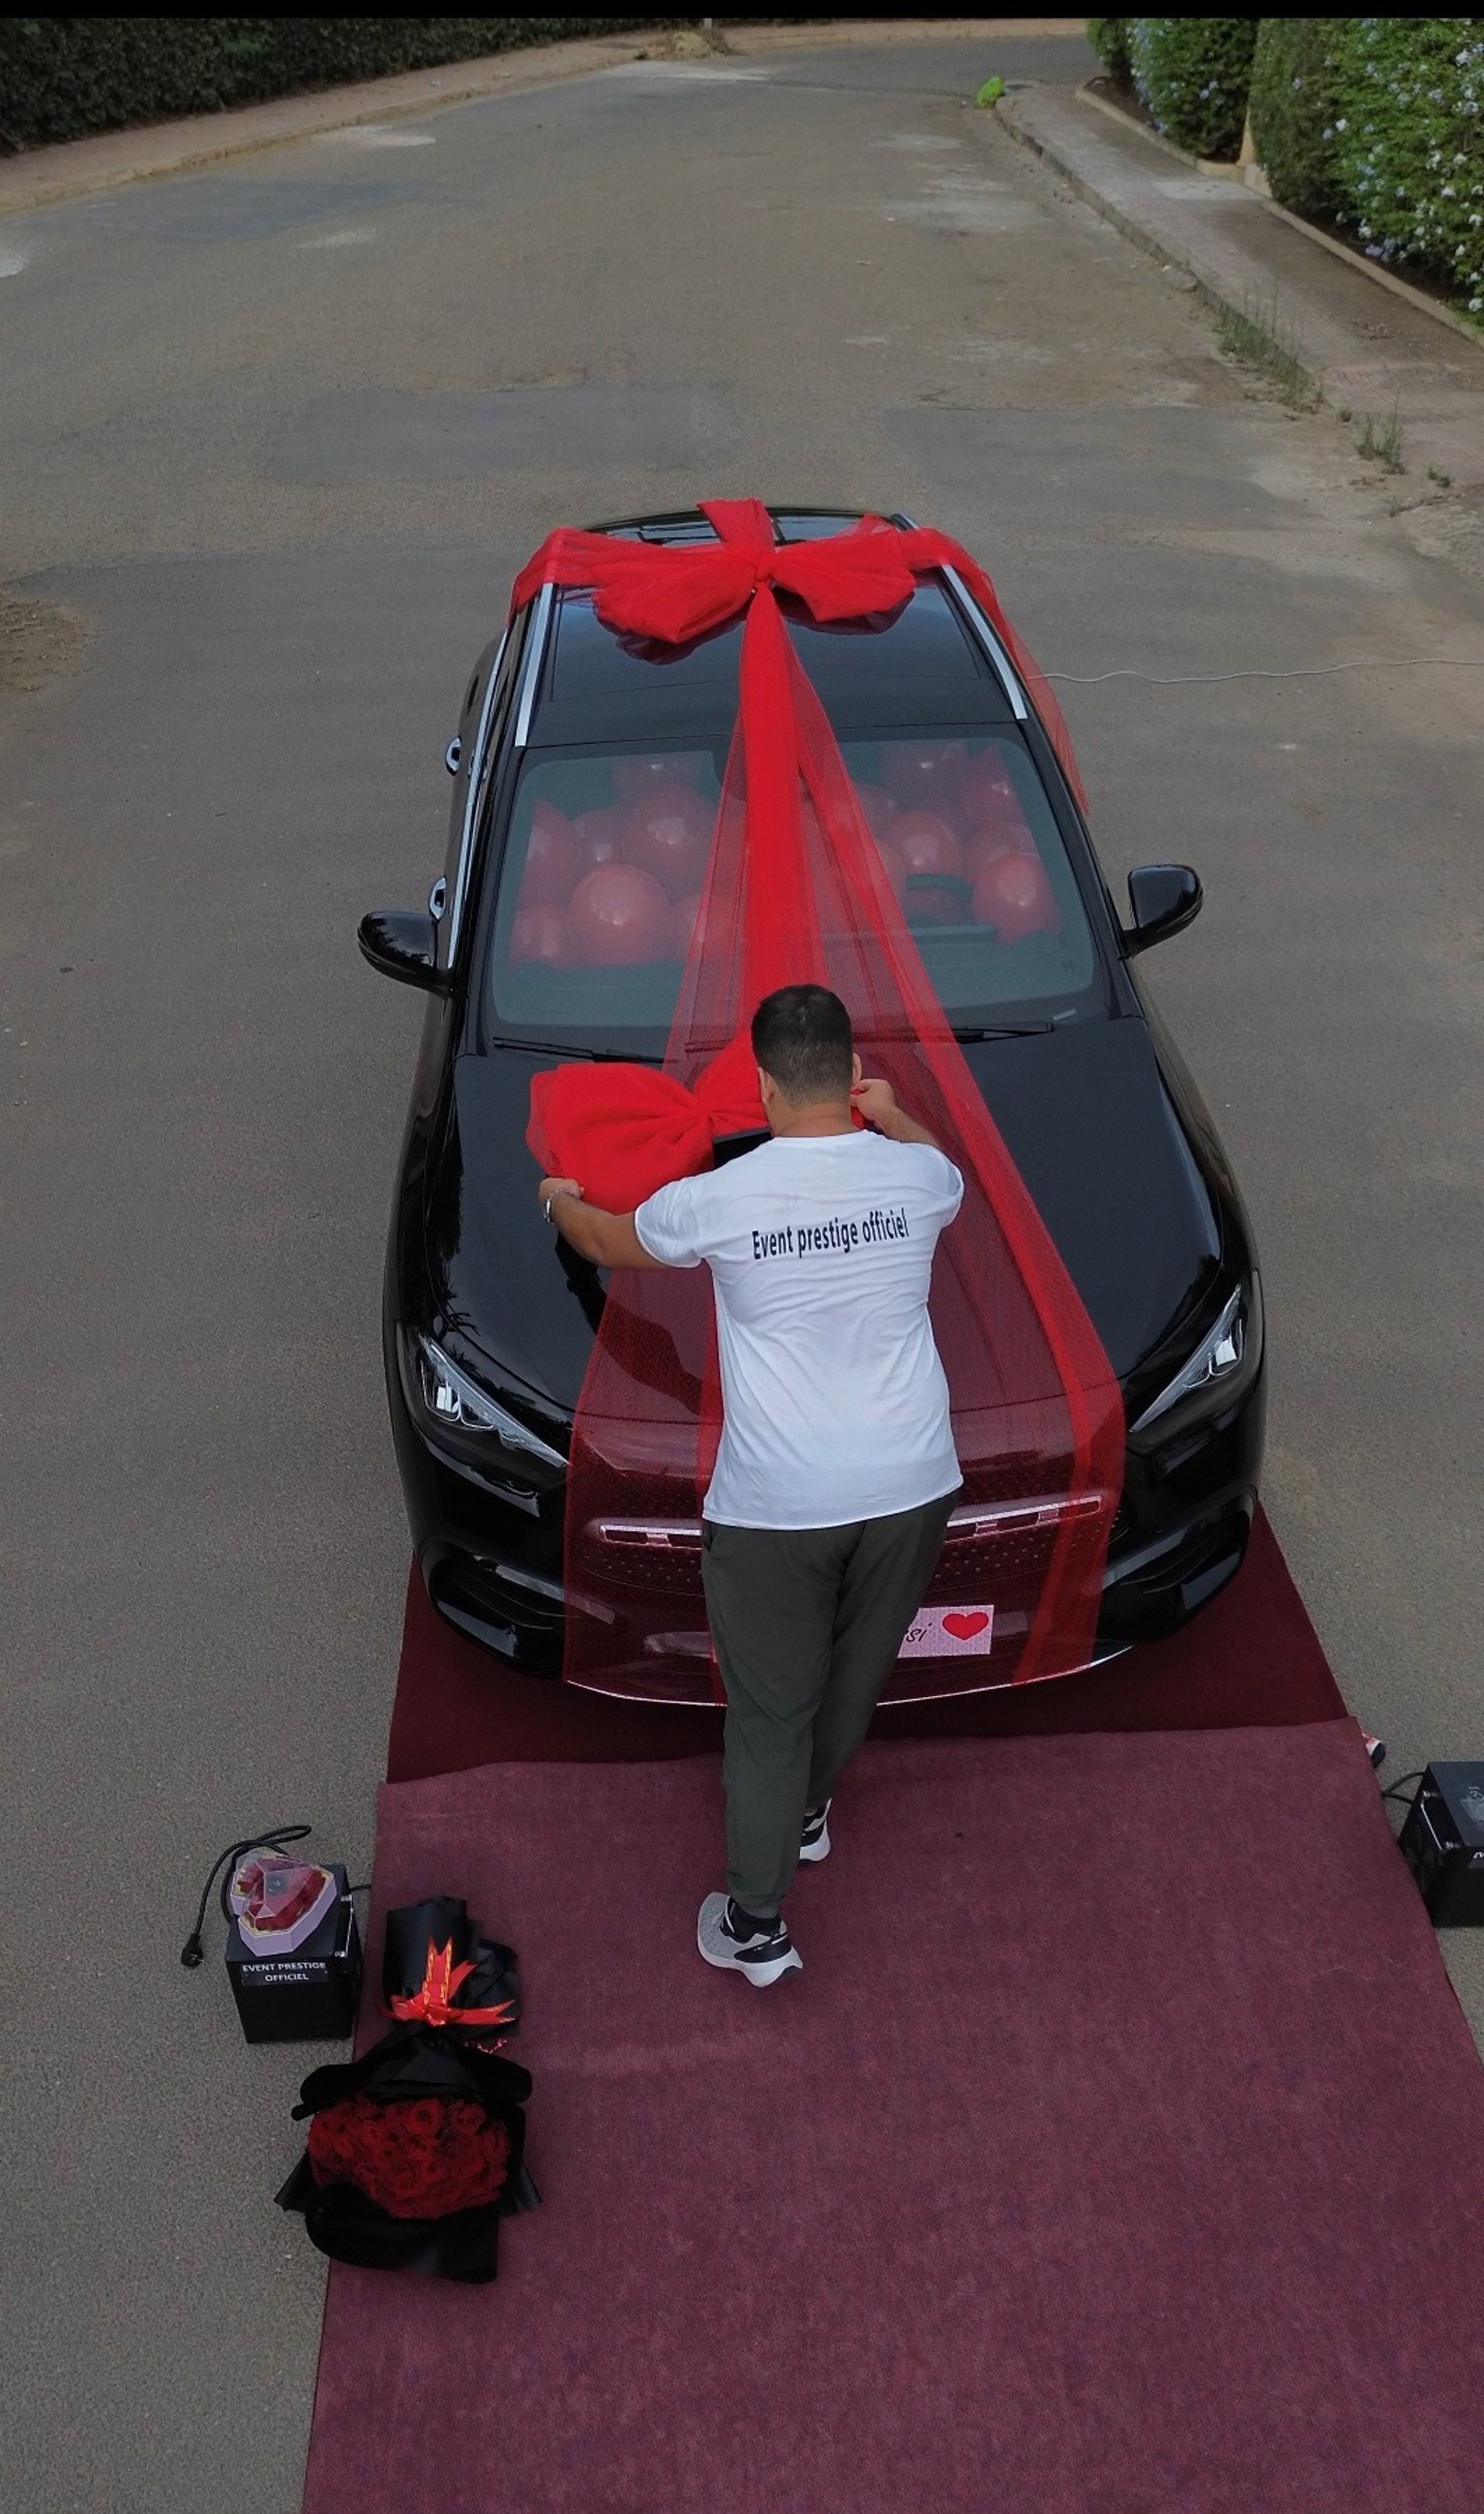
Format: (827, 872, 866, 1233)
(546, 582, 996, 710)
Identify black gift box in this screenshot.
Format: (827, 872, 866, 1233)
(225, 1863, 362, 2042)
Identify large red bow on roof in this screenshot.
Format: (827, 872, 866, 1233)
(512, 503, 1086, 808)
(517, 500, 1122, 1697)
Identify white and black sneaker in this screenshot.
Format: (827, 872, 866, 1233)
(696, 1892, 802, 1988)
(798, 1800, 832, 1864)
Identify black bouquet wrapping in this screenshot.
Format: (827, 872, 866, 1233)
(277, 1897, 537, 2284)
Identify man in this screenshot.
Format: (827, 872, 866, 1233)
(537, 983, 963, 1988)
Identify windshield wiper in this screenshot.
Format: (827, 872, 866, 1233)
(485, 1037, 663, 1065)
(491, 1025, 1051, 1058)
(951, 1020, 1056, 1042)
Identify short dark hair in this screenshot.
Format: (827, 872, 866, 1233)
(751, 984, 853, 1104)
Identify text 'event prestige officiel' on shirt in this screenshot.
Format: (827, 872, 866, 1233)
(634, 1130, 965, 1529)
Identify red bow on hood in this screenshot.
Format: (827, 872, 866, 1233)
(527, 1031, 768, 1214)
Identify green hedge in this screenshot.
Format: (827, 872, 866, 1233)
(1128, 16, 1258, 161)
(1086, 18, 1132, 84)
(1077, 16, 1484, 323)
(1331, 18, 1484, 318)
(0, 19, 674, 148)
(1247, 19, 1346, 218)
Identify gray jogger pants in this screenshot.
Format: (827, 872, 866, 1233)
(699, 1490, 958, 1919)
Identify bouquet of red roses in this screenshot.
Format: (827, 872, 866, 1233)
(277, 1898, 536, 2284)
(307, 2092, 511, 2219)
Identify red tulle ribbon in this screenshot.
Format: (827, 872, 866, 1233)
(389, 1941, 518, 2031)
(517, 502, 1124, 1695)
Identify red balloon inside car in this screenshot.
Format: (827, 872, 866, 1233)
(874, 837, 907, 905)
(958, 752, 1021, 825)
(852, 779, 898, 838)
(568, 864, 674, 965)
(519, 802, 580, 908)
(509, 902, 573, 966)
(963, 822, 1036, 884)
(622, 783, 713, 897)
(890, 810, 965, 881)
(574, 805, 627, 868)
(972, 850, 1061, 942)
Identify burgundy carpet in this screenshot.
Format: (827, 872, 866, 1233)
(303, 1723, 1484, 2514)
(386, 1507, 1343, 1780)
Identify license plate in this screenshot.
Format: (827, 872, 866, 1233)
(899, 1604, 995, 1658)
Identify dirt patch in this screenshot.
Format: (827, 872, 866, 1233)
(0, 587, 90, 699)
(658, 24, 733, 60)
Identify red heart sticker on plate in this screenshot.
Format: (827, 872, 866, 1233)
(942, 1610, 990, 1642)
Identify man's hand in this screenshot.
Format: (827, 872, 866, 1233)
(851, 1078, 899, 1133)
(852, 1077, 941, 1151)
(535, 1174, 665, 1269)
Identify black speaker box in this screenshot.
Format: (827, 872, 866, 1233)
(1399, 1764, 1484, 1926)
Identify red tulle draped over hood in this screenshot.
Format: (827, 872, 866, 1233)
(518, 502, 1122, 1695)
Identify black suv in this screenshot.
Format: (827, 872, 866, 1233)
(360, 508, 1264, 1702)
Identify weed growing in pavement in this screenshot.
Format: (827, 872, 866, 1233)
(1356, 408, 1405, 473)
(1213, 295, 1321, 410)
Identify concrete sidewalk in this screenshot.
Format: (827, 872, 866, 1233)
(997, 82, 1484, 496)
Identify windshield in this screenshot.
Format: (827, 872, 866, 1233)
(482, 729, 1104, 1056)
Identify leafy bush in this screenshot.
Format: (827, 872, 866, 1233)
(1329, 17, 1484, 319)
(0, 19, 672, 149)
(1087, 19, 1132, 85)
(1128, 16, 1258, 161)
(1248, 18, 1346, 216)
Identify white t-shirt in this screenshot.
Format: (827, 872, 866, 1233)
(634, 1129, 965, 1529)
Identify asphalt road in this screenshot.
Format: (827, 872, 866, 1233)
(3, 29, 1482, 2512)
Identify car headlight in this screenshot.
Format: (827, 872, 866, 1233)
(399, 1330, 567, 1480)
(1130, 1280, 1261, 1438)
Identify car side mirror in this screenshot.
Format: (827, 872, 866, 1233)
(357, 909, 449, 993)
(1123, 864, 1202, 956)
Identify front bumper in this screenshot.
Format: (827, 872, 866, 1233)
(393, 1350, 1266, 1697)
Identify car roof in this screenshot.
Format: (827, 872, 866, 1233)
(591, 504, 890, 547)
(530, 506, 1018, 748)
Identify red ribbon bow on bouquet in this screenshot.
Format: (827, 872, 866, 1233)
(517, 500, 1122, 1696)
(389, 1940, 517, 2032)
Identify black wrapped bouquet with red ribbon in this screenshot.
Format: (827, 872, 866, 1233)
(277, 1897, 538, 2284)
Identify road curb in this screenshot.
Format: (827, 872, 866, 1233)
(995, 90, 1274, 363)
